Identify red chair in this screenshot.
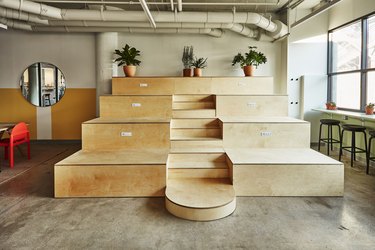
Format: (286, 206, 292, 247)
(0, 122, 30, 168)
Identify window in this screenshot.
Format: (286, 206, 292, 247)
(328, 13, 375, 111)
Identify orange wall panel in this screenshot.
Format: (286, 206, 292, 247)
(51, 88, 96, 140)
(0, 89, 37, 139)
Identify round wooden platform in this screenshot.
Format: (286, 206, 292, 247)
(165, 178, 236, 221)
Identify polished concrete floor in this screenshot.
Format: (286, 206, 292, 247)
(0, 143, 374, 249)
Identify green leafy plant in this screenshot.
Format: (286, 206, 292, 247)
(182, 46, 194, 68)
(326, 101, 336, 107)
(190, 57, 207, 69)
(114, 44, 141, 66)
(231, 46, 267, 68)
(366, 103, 375, 108)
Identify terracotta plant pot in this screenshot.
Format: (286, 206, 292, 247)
(183, 68, 193, 77)
(123, 65, 137, 77)
(326, 104, 337, 110)
(365, 106, 374, 115)
(194, 68, 202, 77)
(243, 65, 254, 77)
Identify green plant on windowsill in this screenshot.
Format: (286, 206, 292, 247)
(326, 102, 337, 110)
(365, 103, 374, 115)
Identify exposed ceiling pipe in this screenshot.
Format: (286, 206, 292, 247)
(225, 23, 258, 38)
(0, 23, 7, 29)
(177, 0, 182, 12)
(0, 17, 32, 30)
(34, 0, 280, 7)
(0, 6, 49, 25)
(170, 0, 174, 11)
(139, 0, 156, 28)
(32, 26, 223, 37)
(0, 0, 61, 19)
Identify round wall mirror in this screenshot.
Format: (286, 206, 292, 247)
(20, 62, 66, 107)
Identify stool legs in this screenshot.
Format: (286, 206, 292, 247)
(339, 129, 344, 162)
(339, 129, 368, 167)
(368, 137, 373, 174)
(318, 123, 323, 152)
(318, 123, 341, 156)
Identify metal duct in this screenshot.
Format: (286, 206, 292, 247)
(0, 0, 61, 19)
(0, 6, 48, 25)
(0, 17, 32, 30)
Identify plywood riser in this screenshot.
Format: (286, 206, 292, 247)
(172, 110, 216, 118)
(54, 165, 166, 197)
(216, 95, 288, 117)
(223, 123, 311, 148)
(82, 123, 170, 151)
(173, 102, 214, 109)
(171, 128, 221, 138)
(171, 118, 220, 129)
(170, 140, 223, 148)
(113, 77, 274, 95)
(165, 197, 236, 221)
(173, 95, 214, 102)
(233, 164, 344, 196)
(168, 169, 229, 178)
(100, 96, 172, 119)
(168, 153, 226, 162)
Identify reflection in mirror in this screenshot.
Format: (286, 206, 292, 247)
(20, 62, 66, 107)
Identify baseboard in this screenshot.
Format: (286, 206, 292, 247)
(30, 140, 81, 144)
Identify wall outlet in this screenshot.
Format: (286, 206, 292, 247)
(260, 131, 272, 137)
(247, 102, 257, 108)
(120, 131, 132, 137)
(139, 83, 148, 87)
(131, 103, 141, 107)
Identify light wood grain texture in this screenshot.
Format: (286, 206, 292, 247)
(174, 78, 212, 94)
(171, 118, 219, 128)
(84, 118, 171, 124)
(168, 169, 229, 178)
(212, 77, 274, 95)
(171, 128, 221, 138)
(168, 153, 226, 162)
(112, 77, 174, 95)
(173, 95, 214, 102)
(82, 123, 170, 150)
(233, 164, 344, 196)
(223, 123, 310, 148)
(100, 96, 172, 119)
(55, 164, 166, 197)
(170, 147, 225, 153)
(166, 178, 235, 208)
(170, 139, 223, 148)
(173, 109, 216, 118)
(173, 101, 214, 109)
(216, 95, 288, 117)
(219, 116, 308, 123)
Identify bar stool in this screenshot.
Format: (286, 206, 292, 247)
(366, 130, 375, 174)
(318, 119, 341, 156)
(339, 124, 368, 167)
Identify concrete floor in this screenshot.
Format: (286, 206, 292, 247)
(0, 143, 374, 249)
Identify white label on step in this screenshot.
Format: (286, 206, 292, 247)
(132, 103, 141, 107)
(139, 83, 148, 87)
(247, 102, 257, 108)
(121, 132, 132, 137)
(238, 82, 246, 86)
(260, 131, 272, 137)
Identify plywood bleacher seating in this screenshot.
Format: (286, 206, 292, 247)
(55, 77, 344, 221)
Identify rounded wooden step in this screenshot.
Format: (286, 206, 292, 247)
(165, 178, 236, 221)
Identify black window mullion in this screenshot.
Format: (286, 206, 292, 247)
(361, 18, 368, 110)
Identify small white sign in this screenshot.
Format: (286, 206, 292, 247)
(247, 102, 257, 108)
(139, 83, 148, 87)
(132, 103, 141, 107)
(260, 131, 272, 137)
(121, 132, 132, 137)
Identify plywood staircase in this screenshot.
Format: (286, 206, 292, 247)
(55, 77, 344, 222)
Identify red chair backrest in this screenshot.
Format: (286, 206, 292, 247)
(10, 122, 29, 144)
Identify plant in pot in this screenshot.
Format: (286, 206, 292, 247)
(232, 46, 267, 76)
(182, 46, 194, 77)
(190, 57, 207, 77)
(365, 103, 374, 115)
(326, 102, 337, 110)
(114, 44, 141, 77)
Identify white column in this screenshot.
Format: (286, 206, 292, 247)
(95, 32, 118, 115)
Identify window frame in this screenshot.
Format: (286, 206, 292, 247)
(327, 11, 375, 112)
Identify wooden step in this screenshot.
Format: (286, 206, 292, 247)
(169, 161, 228, 169)
(168, 168, 229, 178)
(171, 139, 223, 148)
(173, 95, 214, 102)
(54, 149, 169, 197)
(165, 178, 236, 221)
(168, 153, 226, 163)
(171, 128, 221, 138)
(226, 148, 344, 196)
(100, 95, 172, 119)
(173, 101, 214, 110)
(172, 109, 216, 118)
(169, 147, 225, 153)
(171, 118, 220, 129)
